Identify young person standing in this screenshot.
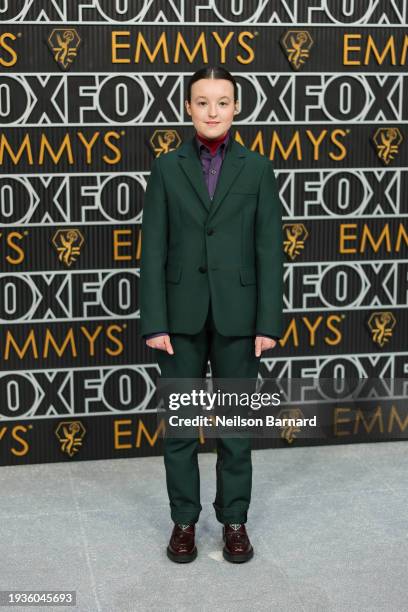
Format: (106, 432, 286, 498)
(140, 66, 283, 563)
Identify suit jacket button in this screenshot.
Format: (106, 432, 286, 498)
(206, 228, 214, 235)
(198, 266, 207, 273)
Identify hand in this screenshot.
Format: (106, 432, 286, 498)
(146, 334, 174, 354)
(255, 335, 277, 357)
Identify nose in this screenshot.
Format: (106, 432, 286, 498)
(208, 104, 218, 118)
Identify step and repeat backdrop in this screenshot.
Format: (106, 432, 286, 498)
(0, 1, 407, 465)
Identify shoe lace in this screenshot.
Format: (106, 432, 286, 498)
(175, 524, 192, 542)
(230, 523, 242, 530)
(227, 523, 247, 544)
(226, 523, 245, 542)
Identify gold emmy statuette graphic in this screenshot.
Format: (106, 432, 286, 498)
(372, 128, 403, 165)
(280, 30, 313, 70)
(52, 229, 84, 267)
(367, 311, 396, 347)
(150, 129, 181, 157)
(283, 223, 308, 260)
(47, 29, 81, 70)
(276, 408, 305, 443)
(55, 421, 86, 457)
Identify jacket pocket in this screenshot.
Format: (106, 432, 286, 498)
(240, 267, 257, 285)
(165, 263, 182, 284)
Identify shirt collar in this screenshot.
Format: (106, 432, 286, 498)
(193, 128, 231, 158)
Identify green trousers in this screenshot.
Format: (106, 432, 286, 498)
(157, 301, 260, 525)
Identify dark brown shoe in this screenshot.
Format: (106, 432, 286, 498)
(167, 523, 197, 563)
(222, 523, 254, 563)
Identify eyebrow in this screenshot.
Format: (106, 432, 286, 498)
(196, 95, 231, 100)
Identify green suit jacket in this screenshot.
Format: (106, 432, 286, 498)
(139, 133, 284, 338)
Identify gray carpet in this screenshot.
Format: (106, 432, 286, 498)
(1, 441, 406, 611)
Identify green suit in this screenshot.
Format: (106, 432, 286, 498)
(140, 134, 283, 338)
(140, 133, 283, 525)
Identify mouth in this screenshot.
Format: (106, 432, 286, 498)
(206, 122, 220, 125)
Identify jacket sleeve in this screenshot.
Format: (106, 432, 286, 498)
(143, 331, 168, 340)
(255, 160, 284, 338)
(139, 155, 169, 337)
(256, 332, 280, 341)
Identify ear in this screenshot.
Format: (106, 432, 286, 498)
(185, 100, 191, 116)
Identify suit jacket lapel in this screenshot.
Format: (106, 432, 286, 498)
(209, 139, 246, 222)
(177, 139, 212, 212)
(177, 134, 247, 220)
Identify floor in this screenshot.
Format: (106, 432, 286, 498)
(0, 441, 407, 611)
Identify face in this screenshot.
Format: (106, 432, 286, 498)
(185, 78, 239, 140)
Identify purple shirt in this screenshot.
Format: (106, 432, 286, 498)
(143, 129, 279, 342)
(195, 129, 230, 200)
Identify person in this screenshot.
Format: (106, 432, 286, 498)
(139, 66, 283, 564)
